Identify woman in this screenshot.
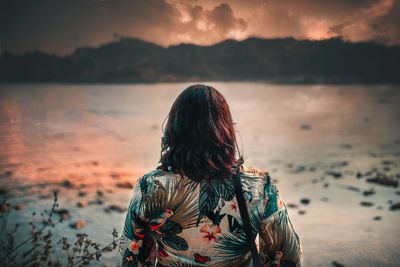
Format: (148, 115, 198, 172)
(117, 85, 302, 266)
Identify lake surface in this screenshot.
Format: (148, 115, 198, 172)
(0, 82, 399, 266)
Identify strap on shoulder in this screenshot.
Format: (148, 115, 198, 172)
(233, 164, 263, 267)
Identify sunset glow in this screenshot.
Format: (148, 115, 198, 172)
(3, 0, 400, 55)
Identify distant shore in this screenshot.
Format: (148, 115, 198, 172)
(1, 37, 399, 84)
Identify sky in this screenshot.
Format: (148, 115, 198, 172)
(1, 0, 400, 55)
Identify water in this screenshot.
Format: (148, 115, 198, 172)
(0, 82, 399, 266)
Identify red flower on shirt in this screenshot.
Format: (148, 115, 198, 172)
(230, 201, 238, 211)
(200, 224, 222, 242)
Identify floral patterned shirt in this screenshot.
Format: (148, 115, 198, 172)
(116, 167, 303, 267)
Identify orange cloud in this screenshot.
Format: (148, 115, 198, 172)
(3, 0, 400, 55)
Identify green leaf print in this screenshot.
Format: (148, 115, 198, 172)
(161, 220, 183, 235)
(162, 235, 189, 251)
(198, 180, 219, 216)
(122, 248, 138, 267)
(218, 179, 235, 201)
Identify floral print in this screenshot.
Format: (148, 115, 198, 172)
(116, 167, 303, 267)
(200, 224, 222, 242)
(230, 201, 238, 212)
(128, 240, 143, 254)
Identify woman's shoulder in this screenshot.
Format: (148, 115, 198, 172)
(132, 169, 175, 196)
(137, 169, 176, 182)
(241, 165, 285, 217)
(241, 165, 268, 176)
(240, 165, 272, 187)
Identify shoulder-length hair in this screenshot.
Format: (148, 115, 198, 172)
(158, 84, 238, 181)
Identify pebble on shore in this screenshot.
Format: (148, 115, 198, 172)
(366, 175, 398, 188)
(115, 181, 133, 189)
(77, 200, 89, 208)
(104, 205, 127, 213)
(389, 202, 400, 211)
(70, 220, 87, 229)
(300, 198, 311, 205)
(54, 208, 71, 221)
(360, 201, 374, 207)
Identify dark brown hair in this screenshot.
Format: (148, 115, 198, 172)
(158, 84, 238, 181)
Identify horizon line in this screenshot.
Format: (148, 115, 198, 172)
(2, 35, 397, 58)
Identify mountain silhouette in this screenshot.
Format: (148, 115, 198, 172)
(1, 37, 399, 83)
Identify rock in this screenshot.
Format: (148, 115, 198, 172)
(390, 202, 400, 211)
(14, 203, 25, 210)
(323, 183, 329, 188)
(89, 199, 104, 205)
(300, 124, 311, 130)
(331, 161, 348, 168)
(115, 182, 133, 189)
(54, 209, 71, 221)
(110, 172, 121, 179)
(300, 198, 311, 205)
(61, 180, 73, 188)
(77, 200, 88, 208)
(373, 216, 382, 221)
(96, 190, 104, 197)
(92, 161, 99, 166)
(298, 210, 306, 215)
(104, 205, 127, 213)
(326, 171, 342, 179)
(360, 201, 374, 207)
(42, 218, 53, 226)
(0, 202, 11, 213)
(287, 203, 299, 209)
(363, 189, 375, 197)
(70, 220, 87, 229)
(366, 175, 398, 188)
(356, 172, 363, 179)
(340, 185, 360, 192)
(294, 165, 306, 173)
(340, 144, 353, 149)
(78, 191, 87, 197)
(332, 261, 346, 267)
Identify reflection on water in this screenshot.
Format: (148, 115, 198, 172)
(0, 83, 399, 185)
(0, 82, 400, 267)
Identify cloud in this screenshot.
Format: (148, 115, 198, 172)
(241, 0, 399, 42)
(2, 0, 183, 54)
(326, 0, 400, 45)
(2, 0, 399, 55)
(170, 3, 248, 44)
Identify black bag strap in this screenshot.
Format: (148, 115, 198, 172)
(233, 164, 263, 267)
